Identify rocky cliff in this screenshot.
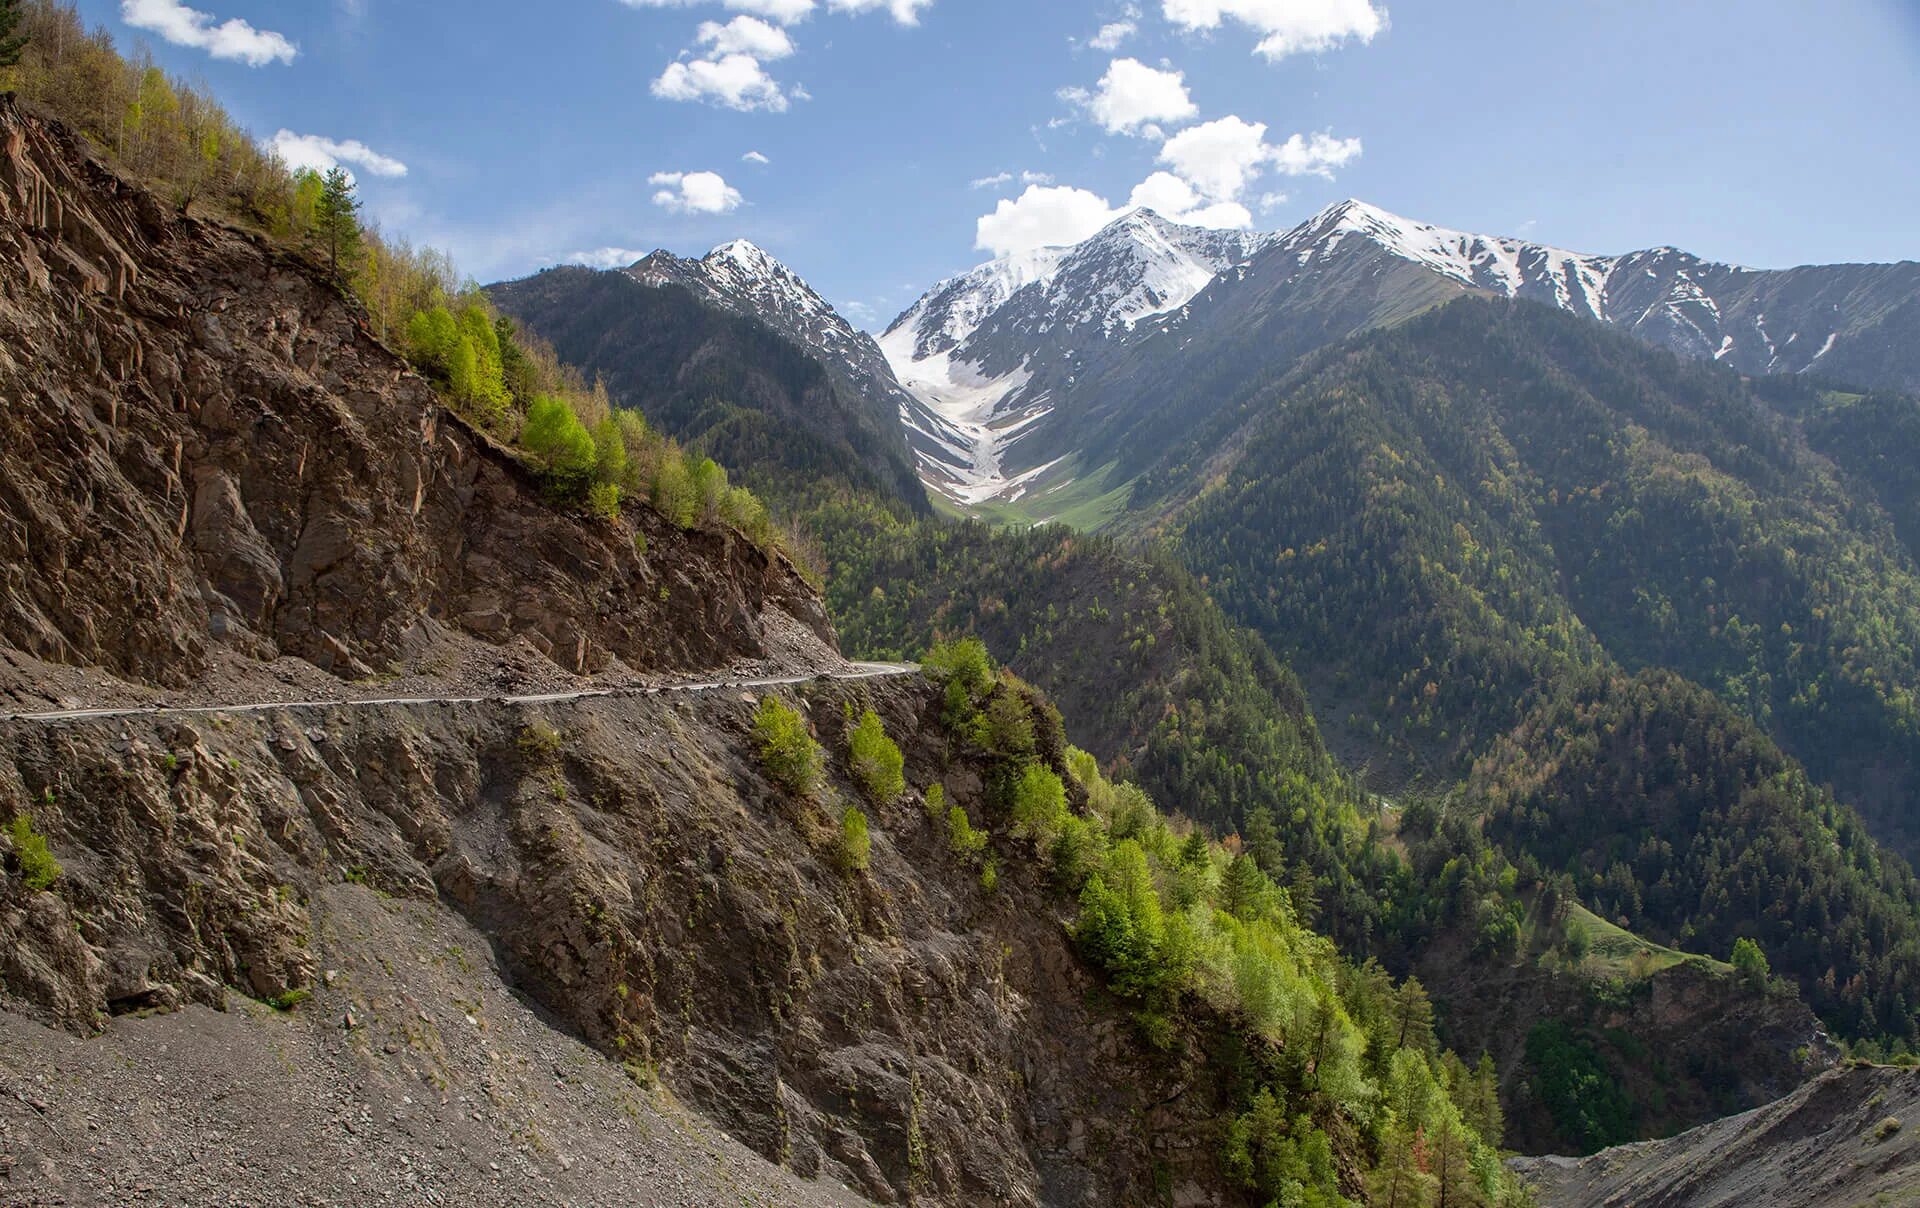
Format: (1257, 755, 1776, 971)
(0, 93, 833, 713)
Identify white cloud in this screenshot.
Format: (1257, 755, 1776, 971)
(1128, 171, 1250, 228)
(1063, 58, 1198, 136)
(650, 170, 746, 214)
(1158, 116, 1360, 202)
(971, 169, 1053, 190)
(696, 14, 794, 58)
(1088, 19, 1136, 50)
(824, 0, 934, 24)
(268, 130, 408, 180)
(743, 149, 771, 164)
(567, 247, 651, 269)
(620, 0, 817, 25)
(975, 185, 1123, 257)
(1162, 0, 1386, 60)
(975, 173, 1254, 257)
(1269, 130, 1364, 178)
(652, 52, 788, 111)
(120, 0, 296, 65)
(1257, 190, 1290, 211)
(1157, 115, 1270, 199)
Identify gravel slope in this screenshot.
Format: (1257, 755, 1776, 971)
(1514, 1064, 1920, 1208)
(0, 885, 871, 1208)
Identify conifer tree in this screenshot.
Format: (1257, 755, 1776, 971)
(0, 0, 30, 70)
(314, 167, 362, 284)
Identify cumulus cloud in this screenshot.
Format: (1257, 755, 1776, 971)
(620, 0, 817, 24)
(652, 52, 788, 111)
(1269, 130, 1363, 177)
(268, 130, 408, 180)
(1062, 58, 1198, 136)
(1127, 171, 1251, 228)
(1088, 19, 1136, 50)
(696, 14, 794, 57)
(1159, 116, 1360, 202)
(120, 0, 296, 65)
(975, 174, 1252, 257)
(824, 0, 934, 24)
(743, 149, 771, 164)
(976, 186, 1121, 257)
(566, 247, 652, 269)
(1162, 0, 1386, 59)
(650, 170, 746, 214)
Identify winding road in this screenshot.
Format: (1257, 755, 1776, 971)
(0, 662, 920, 726)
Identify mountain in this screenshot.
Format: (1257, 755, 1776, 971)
(881, 200, 1920, 520)
(879, 209, 1276, 515)
(1133, 297, 1920, 1045)
(490, 245, 932, 517)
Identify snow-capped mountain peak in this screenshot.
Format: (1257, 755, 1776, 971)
(878, 207, 1281, 509)
(1280, 198, 1617, 319)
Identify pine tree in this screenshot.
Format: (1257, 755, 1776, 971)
(1391, 976, 1436, 1056)
(313, 167, 362, 284)
(1, 0, 29, 71)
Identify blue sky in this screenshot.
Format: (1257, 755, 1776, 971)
(86, 0, 1920, 329)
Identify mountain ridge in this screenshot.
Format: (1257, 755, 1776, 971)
(878, 199, 1920, 514)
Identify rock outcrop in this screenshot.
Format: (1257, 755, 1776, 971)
(0, 93, 831, 704)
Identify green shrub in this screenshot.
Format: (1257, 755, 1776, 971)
(947, 805, 990, 863)
(7, 813, 60, 892)
(1874, 1116, 1903, 1140)
(848, 709, 905, 805)
(754, 696, 823, 796)
(587, 481, 622, 521)
(269, 988, 313, 1012)
(517, 722, 563, 766)
(923, 782, 947, 820)
(837, 806, 872, 874)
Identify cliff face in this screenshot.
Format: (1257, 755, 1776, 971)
(0, 94, 832, 706)
(0, 678, 1234, 1206)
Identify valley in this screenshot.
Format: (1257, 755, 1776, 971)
(3, 0, 1920, 1204)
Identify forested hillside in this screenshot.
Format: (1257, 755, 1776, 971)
(489, 265, 930, 520)
(1476, 670, 1920, 1046)
(1150, 300, 1920, 859)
